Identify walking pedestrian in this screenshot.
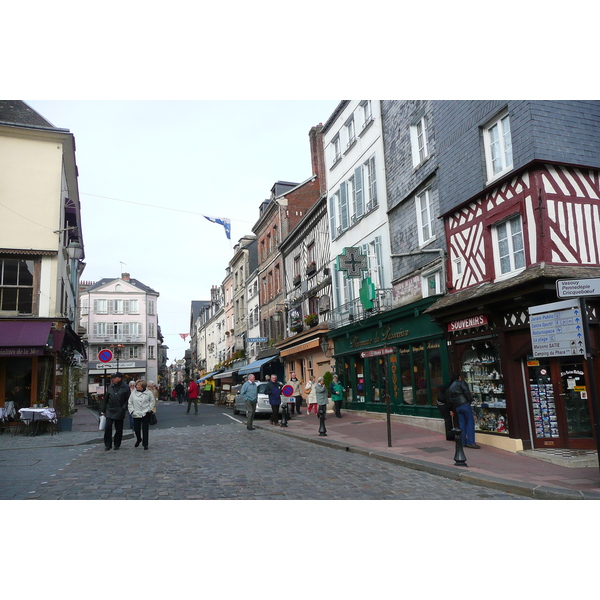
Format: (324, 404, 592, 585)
(437, 373, 459, 441)
(127, 380, 136, 430)
(330, 374, 344, 418)
(288, 371, 302, 415)
(186, 378, 199, 414)
(128, 379, 156, 450)
(148, 380, 159, 413)
(315, 376, 329, 418)
(266, 374, 282, 425)
(240, 373, 258, 430)
(100, 372, 131, 451)
(305, 375, 318, 415)
(175, 382, 185, 404)
(449, 372, 481, 449)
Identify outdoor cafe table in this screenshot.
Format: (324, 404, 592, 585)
(18, 407, 57, 435)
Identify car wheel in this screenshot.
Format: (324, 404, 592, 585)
(233, 406, 240, 415)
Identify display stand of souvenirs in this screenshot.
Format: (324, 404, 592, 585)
(461, 343, 508, 435)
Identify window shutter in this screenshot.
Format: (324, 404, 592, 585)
(329, 196, 336, 240)
(355, 166, 364, 217)
(340, 184, 348, 230)
(370, 156, 378, 206)
(93, 299, 98, 313)
(108, 300, 114, 314)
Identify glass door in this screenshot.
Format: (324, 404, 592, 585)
(558, 358, 594, 446)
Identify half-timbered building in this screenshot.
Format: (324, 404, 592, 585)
(427, 100, 600, 452)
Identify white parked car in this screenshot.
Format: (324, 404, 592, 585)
(232, 382, 275, 415)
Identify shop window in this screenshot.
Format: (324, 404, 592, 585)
(399, 345, 413, 404)
(461, 340, 507, 434)
(412, 344, 428, 405)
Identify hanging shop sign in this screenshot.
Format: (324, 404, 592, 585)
(360, 347, 395, 359)
(448, 315, 488, 332)
(529, 299, 586, 358)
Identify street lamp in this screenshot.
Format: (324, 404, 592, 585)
(320, 337, 332, 357)
(110, 344, 125, 372)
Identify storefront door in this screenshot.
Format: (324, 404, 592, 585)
(527, 357, 596, 449)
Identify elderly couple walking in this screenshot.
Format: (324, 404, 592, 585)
(100, 373, 156, 451)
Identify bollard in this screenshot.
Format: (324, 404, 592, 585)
(280, 403, 288, 427)
(318, 408, 327, 436)
(452, 427, 468, 467)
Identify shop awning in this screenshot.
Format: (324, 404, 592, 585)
(213, 370, 237, 379)
(198, 371, 220, 382)
(237, 356, 278, 376)
(0, 320, 52, 346)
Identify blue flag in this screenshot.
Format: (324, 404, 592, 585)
(203, 215, 231, 240)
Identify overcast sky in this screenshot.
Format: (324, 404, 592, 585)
(25, 99, 340, 363)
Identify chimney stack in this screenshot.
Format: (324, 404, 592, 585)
(122, 272, 130, 281)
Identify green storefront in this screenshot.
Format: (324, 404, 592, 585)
(329, 297, 450, 418)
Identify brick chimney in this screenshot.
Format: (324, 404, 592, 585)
(121, 272, 130, 281)
(309, 123, 326, 196)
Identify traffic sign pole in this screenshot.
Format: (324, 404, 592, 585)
(579, 297, 600, 477)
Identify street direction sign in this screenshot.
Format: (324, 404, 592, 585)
(98, 349, 113, 363)
(248, 337, 268, 343)
(529, 300, 586, 358)
(556, 278, 600, 298)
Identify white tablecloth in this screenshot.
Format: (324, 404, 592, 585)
(18, 408, 57, 422)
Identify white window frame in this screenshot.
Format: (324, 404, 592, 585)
(345, 117, 356, 151)
(422, 269, 442, 298)
(331, 135, 341, 165)
(94, 299, 108, 314)
(415, 188, 435, 247)
(148, 345, 155, 360)
(365, 155, 377, 209)
(128, 346, 140, 359)
(483, 111, 513, 182)
(492, 214, 526, 280)
(360, 100, 373, 130)
(410, 115, 430, 167)
(147, 299, 155, 315)
(148, 322, 155, 338)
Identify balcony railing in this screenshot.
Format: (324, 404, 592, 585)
(328, 289, 394, 330)
(87, 334, 145, 343)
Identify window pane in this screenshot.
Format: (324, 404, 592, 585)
(489, 123, 502, 174)
(502, 116, 513, 167)
(2, 287, 17, 310)
(18, 288, 33, 314)
(19, 260, 34, 286)
(413, 345, 428, 405)
(3, 259, 18, 286)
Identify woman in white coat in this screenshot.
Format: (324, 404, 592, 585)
(305, 375, 318, 415)
(127, 379, 156, 450)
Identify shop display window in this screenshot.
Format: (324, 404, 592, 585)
(461, 340, 508, 435)
(528, 360, 558, 439)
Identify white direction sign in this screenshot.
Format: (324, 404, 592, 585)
(556, 278, 600, 298)
(529, 299, 586, 358)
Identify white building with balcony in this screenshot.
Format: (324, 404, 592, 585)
(80, 273, 160, 387)
(322, 100, 394, 327)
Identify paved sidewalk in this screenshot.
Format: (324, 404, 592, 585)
(251, 409, 600, 500)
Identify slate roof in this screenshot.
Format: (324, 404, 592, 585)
(425, 265, 600, 316)
(0, 100, 65, 130)
(84, 277, 159, 295)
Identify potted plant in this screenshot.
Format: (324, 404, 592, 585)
(293, 274, 301, 287)
(306, 261, 317, 276)
(304, 313, 318, 327)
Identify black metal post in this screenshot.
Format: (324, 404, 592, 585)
(580, 297, 600, 477)
(385, 394, 392, 447)
(452, 428, 468, 467)
(318, 407, 327, 436)
(280, 402, 288, 427)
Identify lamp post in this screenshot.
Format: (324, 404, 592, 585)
(110, 344, 124, 372)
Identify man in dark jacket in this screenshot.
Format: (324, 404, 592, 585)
(438, 373, 459, 441)
(175, 382, 185, 404)
(100, 372, 131, 450)
(265, 374, 282, 425)
(449, 372, 481, 449)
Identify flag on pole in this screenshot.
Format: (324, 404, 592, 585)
(180, 333, 189, 341)
(203, 215, 231, 240)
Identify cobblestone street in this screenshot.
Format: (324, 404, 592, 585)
(5, 424, 527, 500)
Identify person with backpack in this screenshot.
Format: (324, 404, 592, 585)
(448, 372, 481, 449)
(438, 373, 459, 440)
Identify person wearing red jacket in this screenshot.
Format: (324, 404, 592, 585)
(186, 379, 199, 415)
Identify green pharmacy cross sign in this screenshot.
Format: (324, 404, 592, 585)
(336, 247, 368, 279)
(359, 277, 376, 310)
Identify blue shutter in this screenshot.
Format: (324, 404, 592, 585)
(355, 166, 364, 217)
(329, 196, 336, 241)
(340, 184, 348, 231)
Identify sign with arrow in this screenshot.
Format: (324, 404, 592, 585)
(529, 300, 586, 358)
